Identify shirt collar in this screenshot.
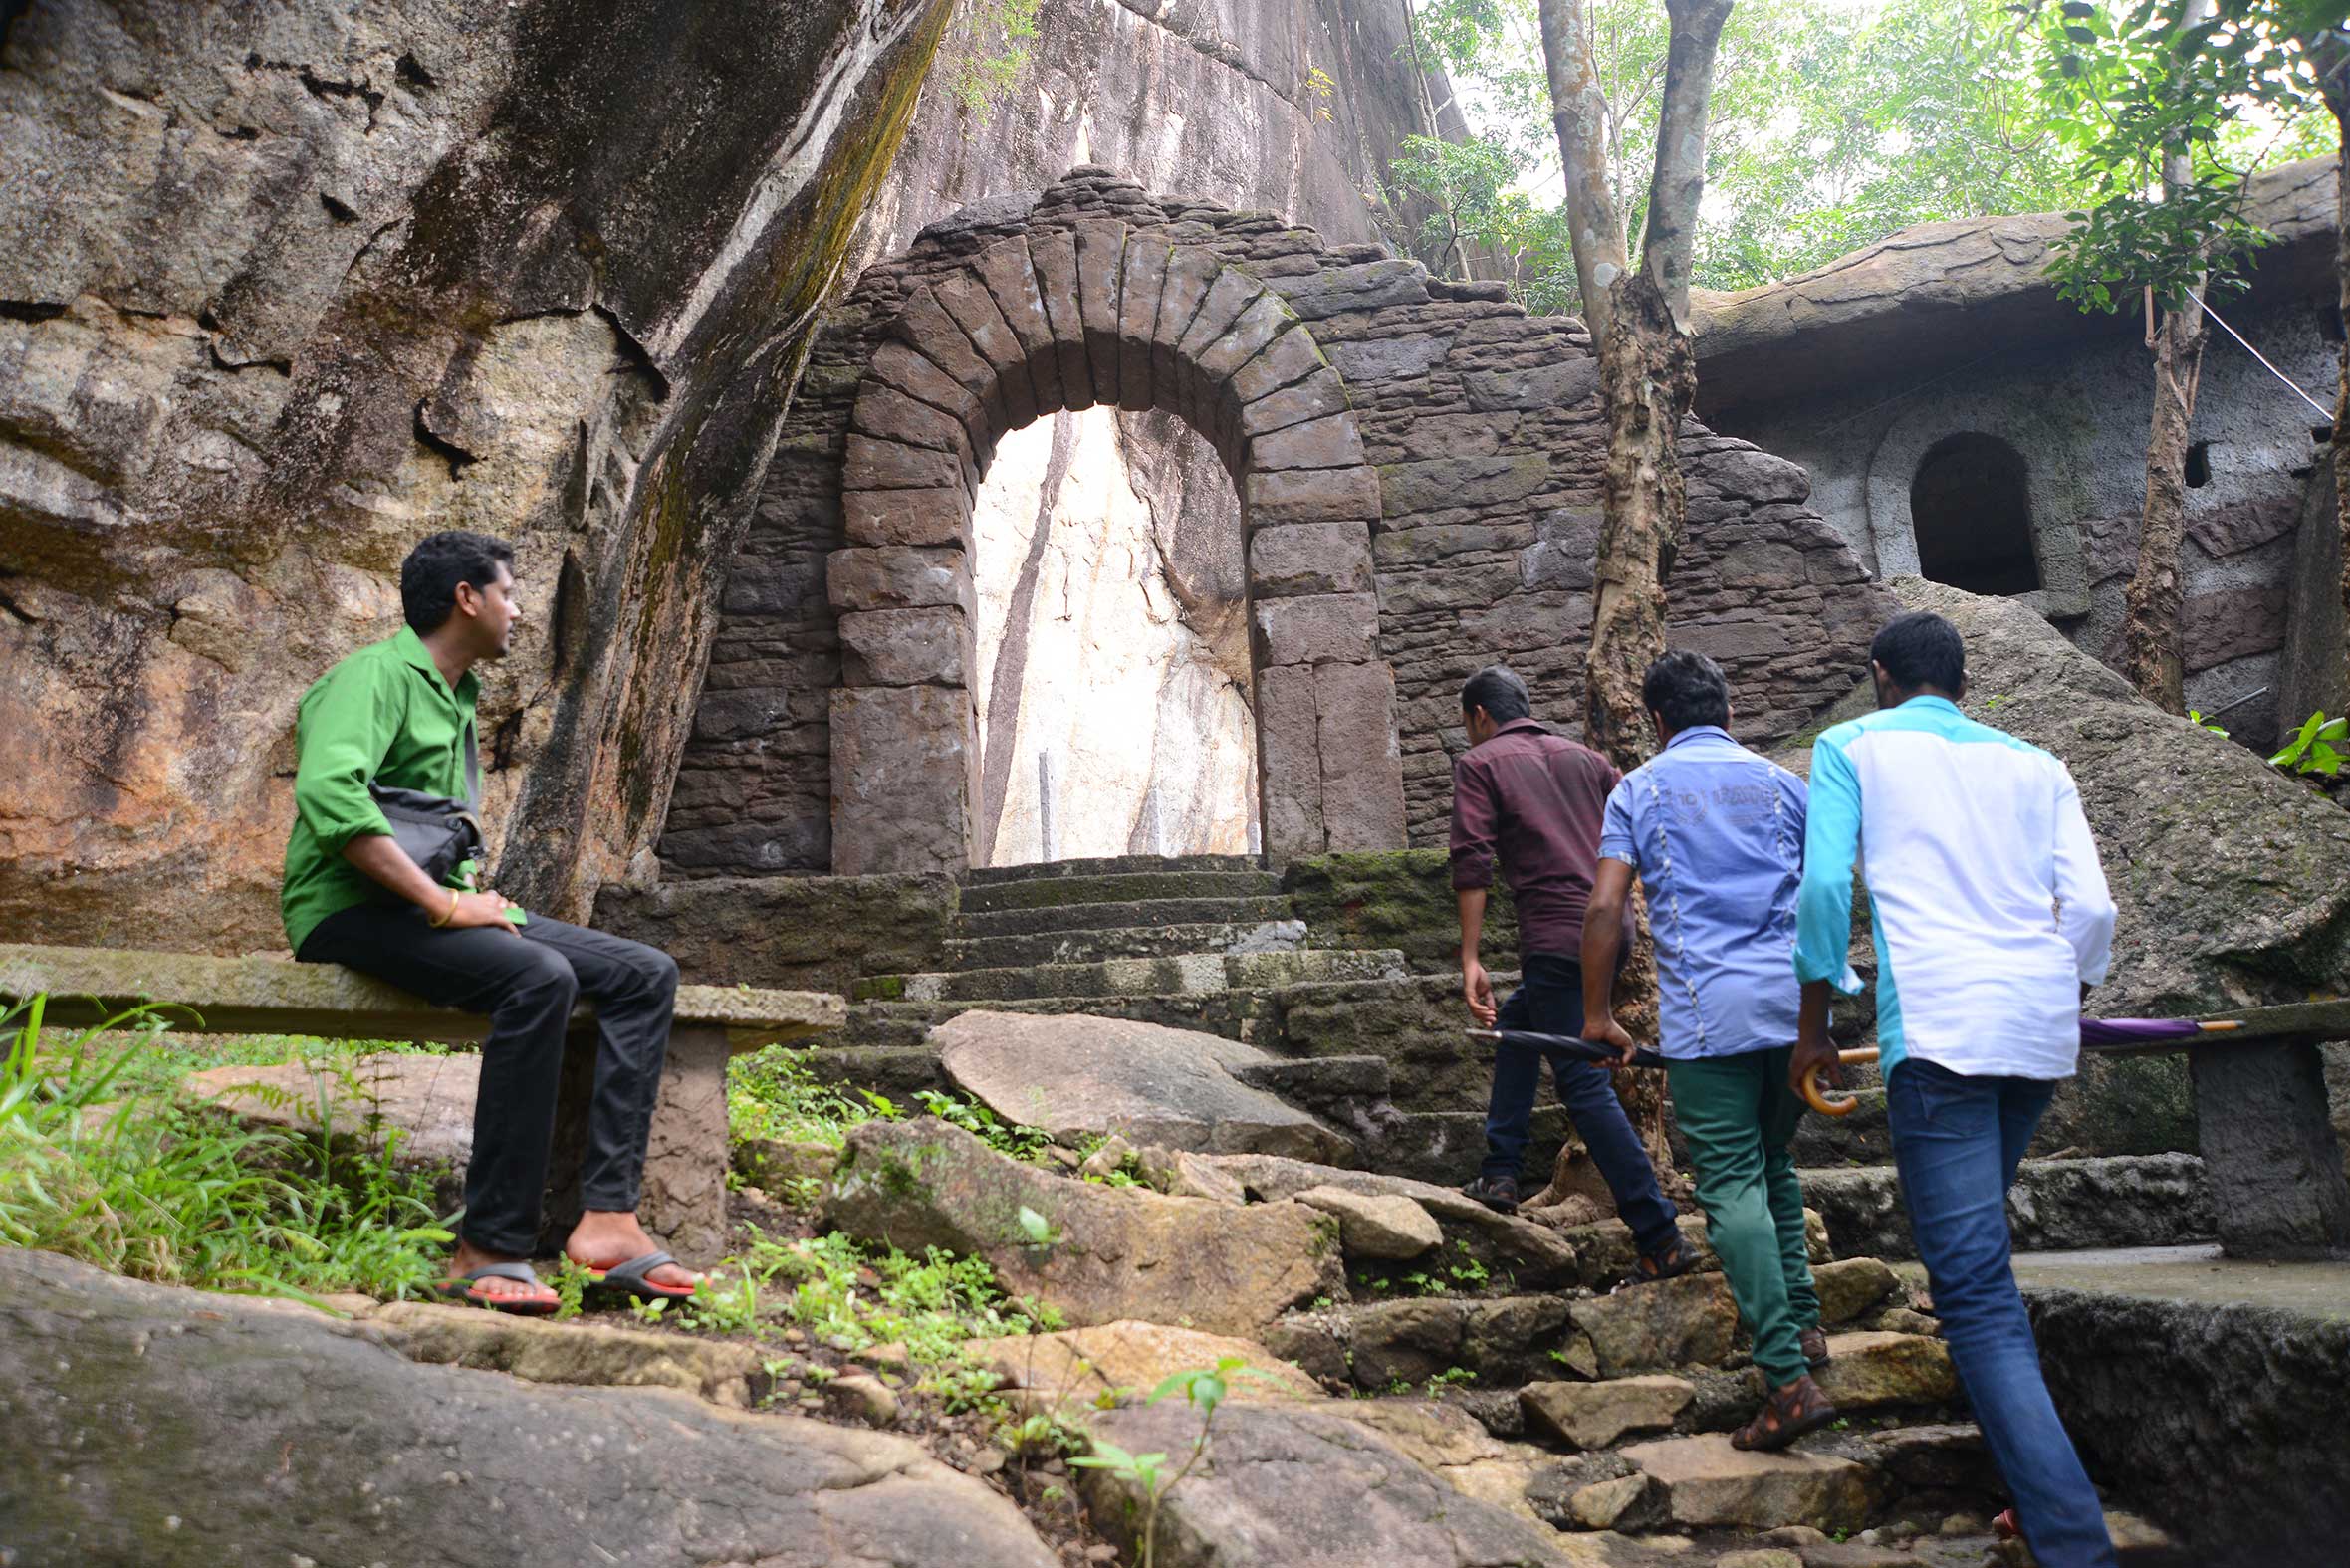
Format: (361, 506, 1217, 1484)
(392, 625, 476, 702)
(1493, 718, 1550, 738)
(1898, 695, 1963, 717)
(1662, 725, 1734, 752)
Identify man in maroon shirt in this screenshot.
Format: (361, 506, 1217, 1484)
(1452, 666, 1694, 1279)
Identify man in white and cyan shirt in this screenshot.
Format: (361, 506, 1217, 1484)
(1792, 610, 2118, 1568)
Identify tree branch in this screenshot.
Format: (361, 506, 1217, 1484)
(1540, 0, 1631, 339)
(1639, 0, 1735, 330)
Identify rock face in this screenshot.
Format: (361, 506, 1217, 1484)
(1800, 1154, 2215, 1260)
(822, 1117, 1341, 1338)
(0, 0, 955, 952)
(0, 1250, 1058, 1567)
(933, 1008, 1354, 1163)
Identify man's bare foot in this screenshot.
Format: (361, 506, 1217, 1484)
(443, 1240, 558, 1308)
(565, 1211, 700, 1293)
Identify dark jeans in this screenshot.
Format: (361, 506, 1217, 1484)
(300, 903, 679, 1257)
(1482, 953, 1679, 1254)
(1887, 1058, 2115, 1568)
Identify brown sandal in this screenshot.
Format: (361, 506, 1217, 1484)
(1800, 1326, 1831, 1368)
(1633, 1231, 1703, 1284)
(1732, 1375, 1838, 1452)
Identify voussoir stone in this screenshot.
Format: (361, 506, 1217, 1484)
(1521, 1375, 1696, 1451)
(931, 1009, 1355, 1163)
(0, 1252, 1058, 1568)
(1294, 1184, 1443, 1259)
(823, 1118, 1341, 1338)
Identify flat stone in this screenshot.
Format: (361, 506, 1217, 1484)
(1249, 520, 1374, 598)
(1863, 1422, 1995, 1492)
(1136, 1145, 1249, 1204)
(1717, 1552, 1804, 1568)
(841, 484, 971, 549)
(374, 1300, 769, 1407)
(1248, 410, 1368, 471)
(1811, 1332, 1959, 1411)
(932, 1009, 1354, 1164)
(1620, 1432, 1879, 1533)
(826, 545, 974, 615)
(1271, 258, 1431, 321)
(1294, 1184, 1442, 1259)
(823, 1118, 1341, 1338)
(1574, 1272, 1741, 1376)
(1521, 1375, 1696, 1451)
(958, 1321, 1321, 1417)
(1814, 1256, 1901, 1325)
(1243, 463, 1382, 526)
(836, 605, 967, 687)
(1567, 1472, 1670, 1532)
(1252, 591, 1379, 667)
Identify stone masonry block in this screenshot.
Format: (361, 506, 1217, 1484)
(1271, 258, 1432, 321)
(851, 383, 976, 467)
(1247, 411, 1367, 472)
(891, 290, 1009, 436)
(838, 606, 969, 687)
(1193, 291, 1291, 395)
(1230, 326, 1328, 409)
(843, 486, 972, 550)
(1026, 226, 1094, 411)
(1257, 663, 1325, 860)
(866, 339, 992, 455)
(972, 239, 1064, 414)
(830, 684, 974, 877)
(934, 270, 1038, 430)
(1116, 235, 1172, 413)
(1252, 592, 1379, 668)
(1245, 465, 1382, 528)
(842, 434, 969, 496)
(1173, 267, 1264, 422)
(1074, 219, 1129, 407)
(1314, 660, 1408, 852)
(2192, 1038, 2350, 1258)
(1249, 522, 1373, 598)
(827, 546, 974, 616)
(1237, 366, 1349, 444)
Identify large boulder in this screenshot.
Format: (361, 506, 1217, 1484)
(822, 1118, 1341, 1339)
(1785, 578, 2350, 1156)
(0, 1249, 1057, 1568)
(933, 1009, 1355, 1164)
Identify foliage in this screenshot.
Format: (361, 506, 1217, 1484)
(0, 998, 451, 1302)
(2027, 0, 2320, 315)
(2188, 707, 2231, 735)
(943, 0, 1042, 126)
(2269, 710, 2348, 775)
(912, 1087, 1053, 1162)
(727, 1043, 873, 1150)
(1071, 1355, 1276, 1568)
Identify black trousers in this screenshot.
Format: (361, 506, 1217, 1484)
(300, 903, 679, 1256)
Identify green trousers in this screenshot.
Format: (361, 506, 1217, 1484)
(1666, 1046, 1821, 1388)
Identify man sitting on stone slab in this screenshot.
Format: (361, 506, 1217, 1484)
(1793, 610, 2117, 1567)
(1580, 650, 1835, 1450)
(282, 529, 700, 1314)
(1451, 665, 1697, 1282)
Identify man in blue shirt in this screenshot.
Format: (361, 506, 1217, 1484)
(1582, 650, 1836, 1450)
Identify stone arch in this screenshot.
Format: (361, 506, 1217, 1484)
(1863, 404, 2090, 619)
(825, 222, 1401, 876)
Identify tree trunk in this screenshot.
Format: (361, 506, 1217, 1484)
(2123, 299, 2205, 715)
(2322, 42, 2350, 681)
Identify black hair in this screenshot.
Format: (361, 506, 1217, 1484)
(1461, 664, 1532, 724)
(1870, 610, 1966, 695)
(1642, 649, 1731, 733)
(400, 530, 515, 635)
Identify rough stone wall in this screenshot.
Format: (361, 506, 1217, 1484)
(661, 0, 1455, 875)
(673, 166, 1895, 875)
(0, 0, 952, 953)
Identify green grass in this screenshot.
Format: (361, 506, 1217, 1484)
(1, 997, 452, 1303)
(727, 1043, 875, 1150)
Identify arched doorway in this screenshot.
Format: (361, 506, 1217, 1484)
(1909, 433, 2040, 596)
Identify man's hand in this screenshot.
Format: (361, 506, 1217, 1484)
(1463, 959, 1497, 1027)
(1788, 1029, 1842, 1101)
(442, 890, 522, 932)
(1583, 1013, 1639, 1068)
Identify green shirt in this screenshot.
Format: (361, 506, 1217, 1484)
(281, 626, 486, 953)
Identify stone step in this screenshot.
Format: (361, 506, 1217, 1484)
(1615, 1431, 1884, 1534)
(953, 894, 1298, 940)
(942, 918, 1308, 972)
(854, 948, 1409, 1004)
(958, 868, 1284, 913)
(961, 853, 1267, 886)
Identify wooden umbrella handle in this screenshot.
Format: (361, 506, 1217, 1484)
(1802, 1047, 1881, 1117)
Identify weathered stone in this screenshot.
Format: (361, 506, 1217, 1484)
(182, 1051, 478, 1173)
(1272, 259, 1431, 320)
(1810, 1332, 1959, 1411)
(1026, 226, 1094, 411)
(1114, 234, 1173, 412)
(1252, 591, 1379, 668)
(894, 290, 1009, 424)
(1192, 288, 1292, 391)
(935, 269, 1039, 428)
(1071, 219, 1129, 404)
(843, 484, 972, 549)
(869, 338, 994, 449)
(1250, 520, 1374, 598)
(1337, 1294, 1581, 1389)
(1256, 662, 1326, 856)
(823, 1118, 1341, 1337)
(1462, 358, 1599, 411)
(1563, 1472, 1671, 1532)
(1800, 1154, 2214, 1261)
(1574, 1273, 1741, 1376)
(1521, 1376, 1696, 1451)
(959, 1320, 1320, 1417)
(1248, 410, 1369, 471)
(1380, 455, 1552, 516)
(837, 605, 969, 687)
(1294, 1184, 1443, 1259)
(828, 685, 973, 877)
(593, 872, 955, 992)
(1329, 332, 1450, 382)
(373, 1299, 770, 1406)
(1230, 325, 1330, 410)
(971, 238, 1062, 413)
(827, 545, 976, 615)
(1864, 1422, 1998, 1493)
(1620, 1432, 1880, 1533)
(1314, 660, 1410, 851)
(1136, 1144, 1251, 1204)
(1716, 1551, 1804, 1568)
(734, 1136, 841, 1188)
(1814, 1256, 1901, 1325)
(0, 1252, 1058, 1568)
(2193, 1035, 2350, 1258)
(843, 432, 968, 494)
(932, 1009, 1355, 1163)
(1237, 363, 1350, 438)
(1150, 244, 1223, 396)
(1243, 463, 1382, 526)
(851, 381, 977, 461)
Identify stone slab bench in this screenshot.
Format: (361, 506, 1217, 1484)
(0, 942, 846, 1263)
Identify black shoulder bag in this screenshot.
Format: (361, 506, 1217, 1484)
(367, 723, 487, 887)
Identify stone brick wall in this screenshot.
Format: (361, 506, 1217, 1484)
(666, 169, 1894, 875)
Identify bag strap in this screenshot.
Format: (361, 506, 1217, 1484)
(462, 715, 482, 809)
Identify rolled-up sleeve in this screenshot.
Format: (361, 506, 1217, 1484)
(2051, 766, 2117, 985)
(292, 658, 402, 855)
(1450, 755, 1499, 891)
(1794, 731, 1865, 993)
(1597, 778, 1637, 867)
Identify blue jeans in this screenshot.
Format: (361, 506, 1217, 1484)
(1482, 954, 1679, 1255)
(1887, 1058, 2115, 1568)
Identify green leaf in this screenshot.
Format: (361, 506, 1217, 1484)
(1016, 1206, 1053, 1245)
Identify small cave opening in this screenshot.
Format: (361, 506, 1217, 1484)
(1910, 432, 2041, 596)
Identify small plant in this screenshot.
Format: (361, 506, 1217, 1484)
(2188, 709, 2230, 738)
(553, 1255, 592, 1320)
(2270, 711, 2347, 777)
(1424, 1366, 1477, 1393)
(1072, 1357, 1270, 1568)
(913, 1089, 1052, 1162)
(727, 1044, 872, 1150)
(1446, 1243, 1490, 1290)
